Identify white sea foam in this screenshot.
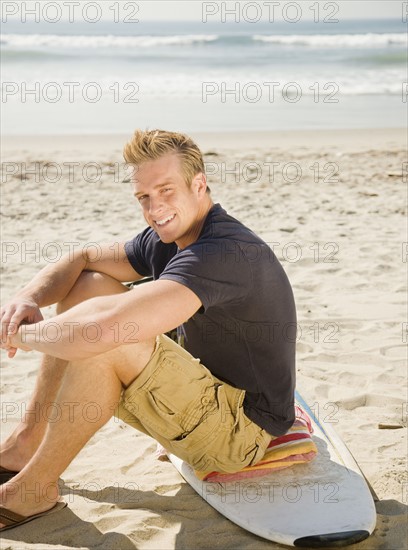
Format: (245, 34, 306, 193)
(5, 32, 404, 51)
(2, 70, 402, 97)
(253, 33, 407, 47)
(1, 33, 219, 49)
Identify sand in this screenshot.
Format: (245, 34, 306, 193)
(0, 128, 406, 549)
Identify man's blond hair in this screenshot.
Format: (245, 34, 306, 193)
(123, 129, 206, 188)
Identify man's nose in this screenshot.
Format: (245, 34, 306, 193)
(148, 196, 164, 217)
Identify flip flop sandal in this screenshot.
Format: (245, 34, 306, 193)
(0, 500, 67, 532)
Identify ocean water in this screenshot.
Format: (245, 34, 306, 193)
(1, 18, 406, 134)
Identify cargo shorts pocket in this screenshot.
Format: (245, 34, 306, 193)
(166, 394, 223, 471)
(143, 387, 217, 441)
(188, 387, 270, 474)
(121, 349, 217, 438)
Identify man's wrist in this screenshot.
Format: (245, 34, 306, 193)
(10, 326, 35, 351)
(14, 293, 40, 306)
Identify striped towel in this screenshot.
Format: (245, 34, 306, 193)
(194, 406, 318, 482)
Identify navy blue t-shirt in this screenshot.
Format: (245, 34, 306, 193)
(125, 204, 296, 436)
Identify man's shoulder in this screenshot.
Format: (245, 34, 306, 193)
(202, 203, 263, 241)
(194, 203, 267, 260)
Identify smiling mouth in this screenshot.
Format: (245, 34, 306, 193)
(155, 214, 176, 227)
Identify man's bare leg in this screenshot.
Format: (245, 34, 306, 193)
(0, 332, 155, 525)
(0, 272, 129, 472)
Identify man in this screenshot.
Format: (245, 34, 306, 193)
(0, 129, 296, 530)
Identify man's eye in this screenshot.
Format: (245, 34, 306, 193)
(138, 195, 147, 202)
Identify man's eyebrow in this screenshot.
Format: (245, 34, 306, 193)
(134, 181, 174, 197)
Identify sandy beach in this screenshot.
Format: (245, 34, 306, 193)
(0, 128, 406, 549)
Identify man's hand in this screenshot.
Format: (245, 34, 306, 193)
(1, 299, 43, 358)
(8, 327, 35, 353)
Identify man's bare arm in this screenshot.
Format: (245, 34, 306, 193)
(1, 242, 142, 355)
(8, 279, 202, 361)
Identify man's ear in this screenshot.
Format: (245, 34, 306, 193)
(192, 172, 207, 195)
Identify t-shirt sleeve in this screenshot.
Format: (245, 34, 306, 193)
(158, 240, 252, 311)
(124, 227, 153, 277)
(125, 228, 178, 279)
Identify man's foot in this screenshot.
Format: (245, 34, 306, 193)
(0, 500, 67, 532)
(0, 478, 62, 530)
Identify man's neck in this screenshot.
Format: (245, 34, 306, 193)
(176, 197, 214, 249)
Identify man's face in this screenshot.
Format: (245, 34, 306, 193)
(132, 154, 207, 249)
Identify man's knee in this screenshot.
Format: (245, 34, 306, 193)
(57, 271, 128, 313)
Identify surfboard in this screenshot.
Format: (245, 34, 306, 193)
(168, 390, 377, 547)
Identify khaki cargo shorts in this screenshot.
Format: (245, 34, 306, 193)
(115, 334, 272, 473)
